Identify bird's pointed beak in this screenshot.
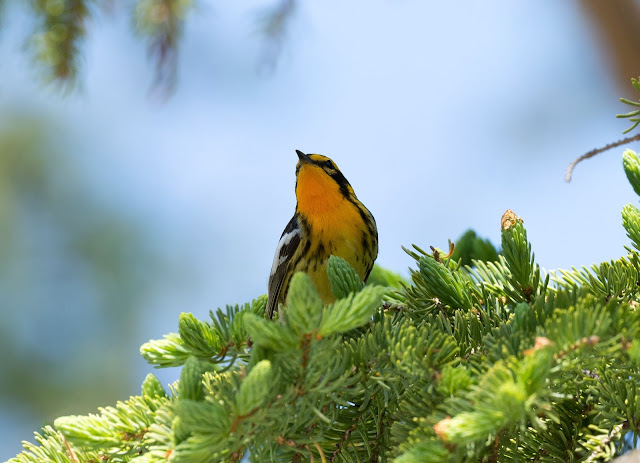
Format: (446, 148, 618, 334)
(296, 150, 310, 164)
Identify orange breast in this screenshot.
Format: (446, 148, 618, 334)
(295, 165, 370, 303)
(296, 165, 364, 245)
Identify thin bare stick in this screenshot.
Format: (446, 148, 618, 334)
(565, 134, 640, 182)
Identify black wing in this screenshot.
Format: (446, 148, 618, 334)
(266, 215, 301, 318)
(361, 207, 378, 283)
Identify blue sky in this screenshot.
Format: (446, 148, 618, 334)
(1, 1, 637, 458)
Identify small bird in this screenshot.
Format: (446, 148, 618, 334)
(266, 150, 378, 318)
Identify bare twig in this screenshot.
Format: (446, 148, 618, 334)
(565, 134, 640, 182)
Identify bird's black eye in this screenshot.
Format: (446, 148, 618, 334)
(323, 160, 334, 169)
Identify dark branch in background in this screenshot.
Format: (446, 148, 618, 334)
(257, 0, 296, 74)
(29, 0, 89, 86)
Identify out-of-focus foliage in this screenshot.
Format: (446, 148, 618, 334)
(0, 115, 162, 420)
(450, 229, 499, 267)
(256, 0, 296, 73)
(3, 0, 297, 93)
(134, 0, 193, 92)
(28, 0, 88, 84)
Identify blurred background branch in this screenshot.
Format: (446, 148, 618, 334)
(6, 0, 640, 98)
(134, 0, 191, 95)
(257, 0, 296, 74)
(28, 0, 89, 85)
(580, 1, 640, 97)
(4, 0, 299, 95)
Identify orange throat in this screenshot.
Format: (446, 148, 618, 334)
(296, 166, 345, 215)
(295, 165, 362, 239)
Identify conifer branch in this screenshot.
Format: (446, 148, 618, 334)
(584, 421, 629, 463)
(314, 442, 327, 463)
(330, 419, 360, 462)
(62, 438, 78, 463)
(12, 149, 640, 461)
(371, 405, 387, 463)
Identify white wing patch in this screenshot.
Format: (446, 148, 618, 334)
(270, 228, 301, 276)
(266, 215, 302, 318)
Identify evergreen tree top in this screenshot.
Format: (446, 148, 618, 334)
(9, 80, 640, 463)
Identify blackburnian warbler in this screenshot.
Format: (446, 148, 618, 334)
(266, 150, 378, 318)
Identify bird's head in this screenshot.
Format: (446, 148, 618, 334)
(294, 150, 355, 212)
